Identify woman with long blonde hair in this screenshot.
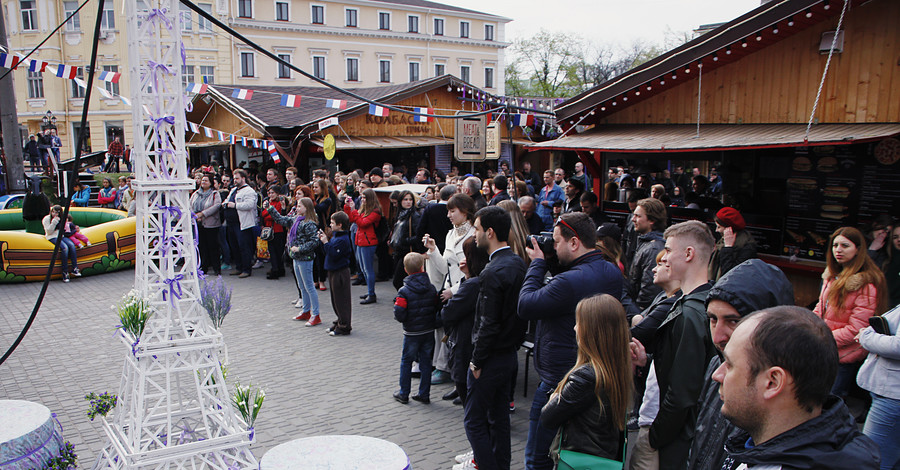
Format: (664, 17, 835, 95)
(541, 294, 631, 464)
(814, 226, 889, 397)
(269, 196, 322, 326)
(497, 199, 529, 262)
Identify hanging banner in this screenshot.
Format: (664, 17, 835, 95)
(454, 113, 486, 162)
(485, 121, 501, 160)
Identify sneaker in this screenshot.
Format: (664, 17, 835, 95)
(295, 299, 303, 308)
(72, 268, 82, 277)
(509, 401, 515, 412)
(411, 394, 430, 404)
(360, 295, 376, 305)
(329, 329, 350, 336)
(291, 297, 300, 305)
(305, 315, 322, 327)
(238, 272, 251, 278)
(62, 272, 70, 283)
(431, 370, 450, 385)
(454, 451, 474, 464)
(452, 459, 477, 470)
(252, 260, 264, 269)
(221, 264, 232, 271)
(229, 270, 241, 276)
(393, 390, 409, 404)
(293, 312, 311, 321)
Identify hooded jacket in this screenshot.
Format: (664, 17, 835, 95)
(708, 230, 758, 281)
(814, 269, 881, 364)
(627, 230, 665, 310)
(688, 259, 795, 470)
(394, 272, 439, 335)
(720, 396, 880, 470)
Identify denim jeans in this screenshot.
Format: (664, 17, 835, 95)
(525, 380, 558, 470)
(226, 224, 255, 274)
(464, 350, 518, 470)
(293, 259, 319, 315)
(49, 237, 78, 273)
(831, 362, 862, 398)
(218, 226, 231, 266)
(863, 393, 900, 470)
(399, 333, 435, 398)
(357, 245, 377, 296)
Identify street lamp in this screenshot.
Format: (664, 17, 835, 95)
(40, 110, 57, 130)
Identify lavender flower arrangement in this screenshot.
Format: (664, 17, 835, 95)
(199, 275, 232, 329)
(232, 382, 265, 429)
(114, 290, 151, 339)
(43, 441, 77, 469)
(85, 392, 118, 421)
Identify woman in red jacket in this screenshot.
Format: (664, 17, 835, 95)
(345, 188, 383, 304)
(261, 185, 287, 280)
(814, 226, 888, 398)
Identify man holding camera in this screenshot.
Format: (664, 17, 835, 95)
(517, 212, 624, 470)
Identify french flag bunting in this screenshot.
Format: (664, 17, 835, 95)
(241, 137, 248, 147)
(368, 104, 389, 117)
(280, 94, 301, 107)
(55, 64, 77, 79)
(252, 139, 261, 149)
(229, 134, 237, 144)
(414, 107, 434, 123)
(203, 127, 214, 138)
(185, 82, 208, 94)
(325, 99, 347, 109)
(216, 130, 225, 140)
(0, 53, 20, 69)
(512, 113, 535, 127)
(267, 141, 281, 163)
(189, 122, 200, 133)
(120, 96, 132, 106)
(97, 86, 114, 99)
(231, 88, 253, 100)
(97, 70, 121, 83)
(29, 58, 48, 72)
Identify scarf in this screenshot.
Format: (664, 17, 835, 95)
(288, 215, 306, 246)
(454, 221, 472, 237)
(192, 188, 214, 213)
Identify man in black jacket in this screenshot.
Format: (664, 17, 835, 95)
(463, 206, 527, 470)
(463, 176, 488, 212)
(715, 306, 880, 470)
(517, 212, 623, 470)
(686, 259, 794, 470)
(627, 198, 667, 310)
(489, 175, 510, 206)
(416, 184, 456, 254)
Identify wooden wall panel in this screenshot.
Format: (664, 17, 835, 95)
(603, 0, 900, 125)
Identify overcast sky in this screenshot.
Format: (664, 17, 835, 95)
(450, 0, 763, 52)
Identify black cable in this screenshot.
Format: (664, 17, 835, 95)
(0, 0, 94, 82)
(179, 0, 505, 121)
(0, 0, 105, 367)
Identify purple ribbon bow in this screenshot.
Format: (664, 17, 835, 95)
(145, 8, 173, 30)
(162, 274, 185, 307)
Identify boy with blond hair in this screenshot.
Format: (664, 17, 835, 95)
(393, 252, 439, 404)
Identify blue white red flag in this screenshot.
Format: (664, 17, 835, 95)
(368, 104, 388, 117)
(280, 94, 301, 107)
(414, 107, 433, 123)
(185, 82, 208, 94)
(267, 141, 281, 163)
(325, 99, 347, 109)
(231, 88, 253, 100)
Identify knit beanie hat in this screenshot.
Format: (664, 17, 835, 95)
(715, 207, 746, 231)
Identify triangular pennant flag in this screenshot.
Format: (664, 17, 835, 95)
(185, 82, 208, 94)
(318, 117, 339, 131)
(189, 122, 200, 133)
(97, 70, 121, 83)
(216, 130, 225, 140)
(267, 141, 281, 163)
(0, 53, 20, 69)
(72, 77, 87, 89)
(414, 107, 434, 123)
(120, 95, 132, 106)
(96, 86, 114, 99)
(231, 88, 253, 100)
(280, 94, 301, 108)
(203, 127, 214, 138)
(368, 104, 388, 117)
(29, 58, 48, 72)
(325, 99, 347, 109)
(55, 64, 77, 79)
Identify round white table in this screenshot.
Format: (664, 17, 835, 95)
(260, 435, 410, 470)
(0, 400, 64, 470)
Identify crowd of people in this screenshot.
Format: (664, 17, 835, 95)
(61, 156, 900, 469)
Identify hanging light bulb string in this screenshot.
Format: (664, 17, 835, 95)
(805, 0, 849, 141)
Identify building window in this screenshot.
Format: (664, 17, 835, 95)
(238, 0, 252, 18)
(312, 56, 325, 80)
(408, 62, 419, 82)
(276, 1, 288, 21)
(20, 0, 37, 31)
(460, 65, 470, 83)
(27, 71, 43, 98)
(180, 4, 192, 31)
(379, 60, 390, 83)
(72, 121, 92, 153)
(407, 15, 418, 33)
(102, 65, 120, 95)
(378, 12, 390, 30)
(182, 65, 195, 86)
(345, 8, 357, 27)
(485, 24, 494, 41)
(63, 1, 80, 31)
(101, 2, 115, 29)
(71, 67, 85, 98)
(277, 54, 291, 79)
(200, 65, 215, 84)
(434, 64, 445, 76)
(240, 52, 254, 77)
(346, 58, 358, 81)
(484, 67, 494, 89)
(459, 21, 469, 38)
(433, 18, 443, 36)
(311, 5, 323, 24)
(198, 3, 212, 31)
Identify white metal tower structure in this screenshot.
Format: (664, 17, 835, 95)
(92, 0, 257, 467)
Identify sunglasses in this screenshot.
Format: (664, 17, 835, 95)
(555, 218, 579, 241)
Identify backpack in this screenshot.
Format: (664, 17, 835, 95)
(374, 213, 389, 244)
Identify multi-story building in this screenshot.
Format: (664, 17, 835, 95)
(227, 0, 509, 94)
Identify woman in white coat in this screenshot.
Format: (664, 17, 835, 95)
(856, 304, 900, 470)
(423, 193, 476, 390)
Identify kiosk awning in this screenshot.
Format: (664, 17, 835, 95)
(310, 136, 451, 150)
(526, 123, 900, 153)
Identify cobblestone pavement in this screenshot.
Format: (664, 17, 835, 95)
(0, 266, 538, 469)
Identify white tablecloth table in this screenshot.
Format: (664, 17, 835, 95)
(0, 400, 64, 470)
(260, 435, 410, 470)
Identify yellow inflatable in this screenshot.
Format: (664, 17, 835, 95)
(0, 208, 136, 282)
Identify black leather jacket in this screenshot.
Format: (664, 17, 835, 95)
(440, 276, 480, 383)
(540, 364, 623, 460)
(471, 248, 527, 368)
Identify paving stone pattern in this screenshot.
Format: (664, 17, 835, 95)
(0, 267, 538, 468)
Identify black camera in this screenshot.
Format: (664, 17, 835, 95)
(530, 231, 564, 276)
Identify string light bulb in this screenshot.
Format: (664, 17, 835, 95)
(756, 32, 763, 41)
(788, 16, 795, 26)
(600, 106, 606, 111)
(805, 8, 813, 17)
(773, 25, 779, 34)
(726, 46, 732, 55)
(742, 39, 748, 47)
(823, 0, 830, 10)
(447, 84, 452, 92)
(671, 73, 677, 79)
(684, 67, 690, 73)
(646, 85, 652, 91)
(660, 79, 666, 85)
(712, 52, 719, 62)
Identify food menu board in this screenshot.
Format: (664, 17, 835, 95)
(858, 138, 900, 219)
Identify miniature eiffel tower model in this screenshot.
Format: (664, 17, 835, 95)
(92, 0, 257, 467)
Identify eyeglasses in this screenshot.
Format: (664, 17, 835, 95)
(555, 218, 579, 241)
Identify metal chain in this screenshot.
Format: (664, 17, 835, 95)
(806, 0, 850, 141)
